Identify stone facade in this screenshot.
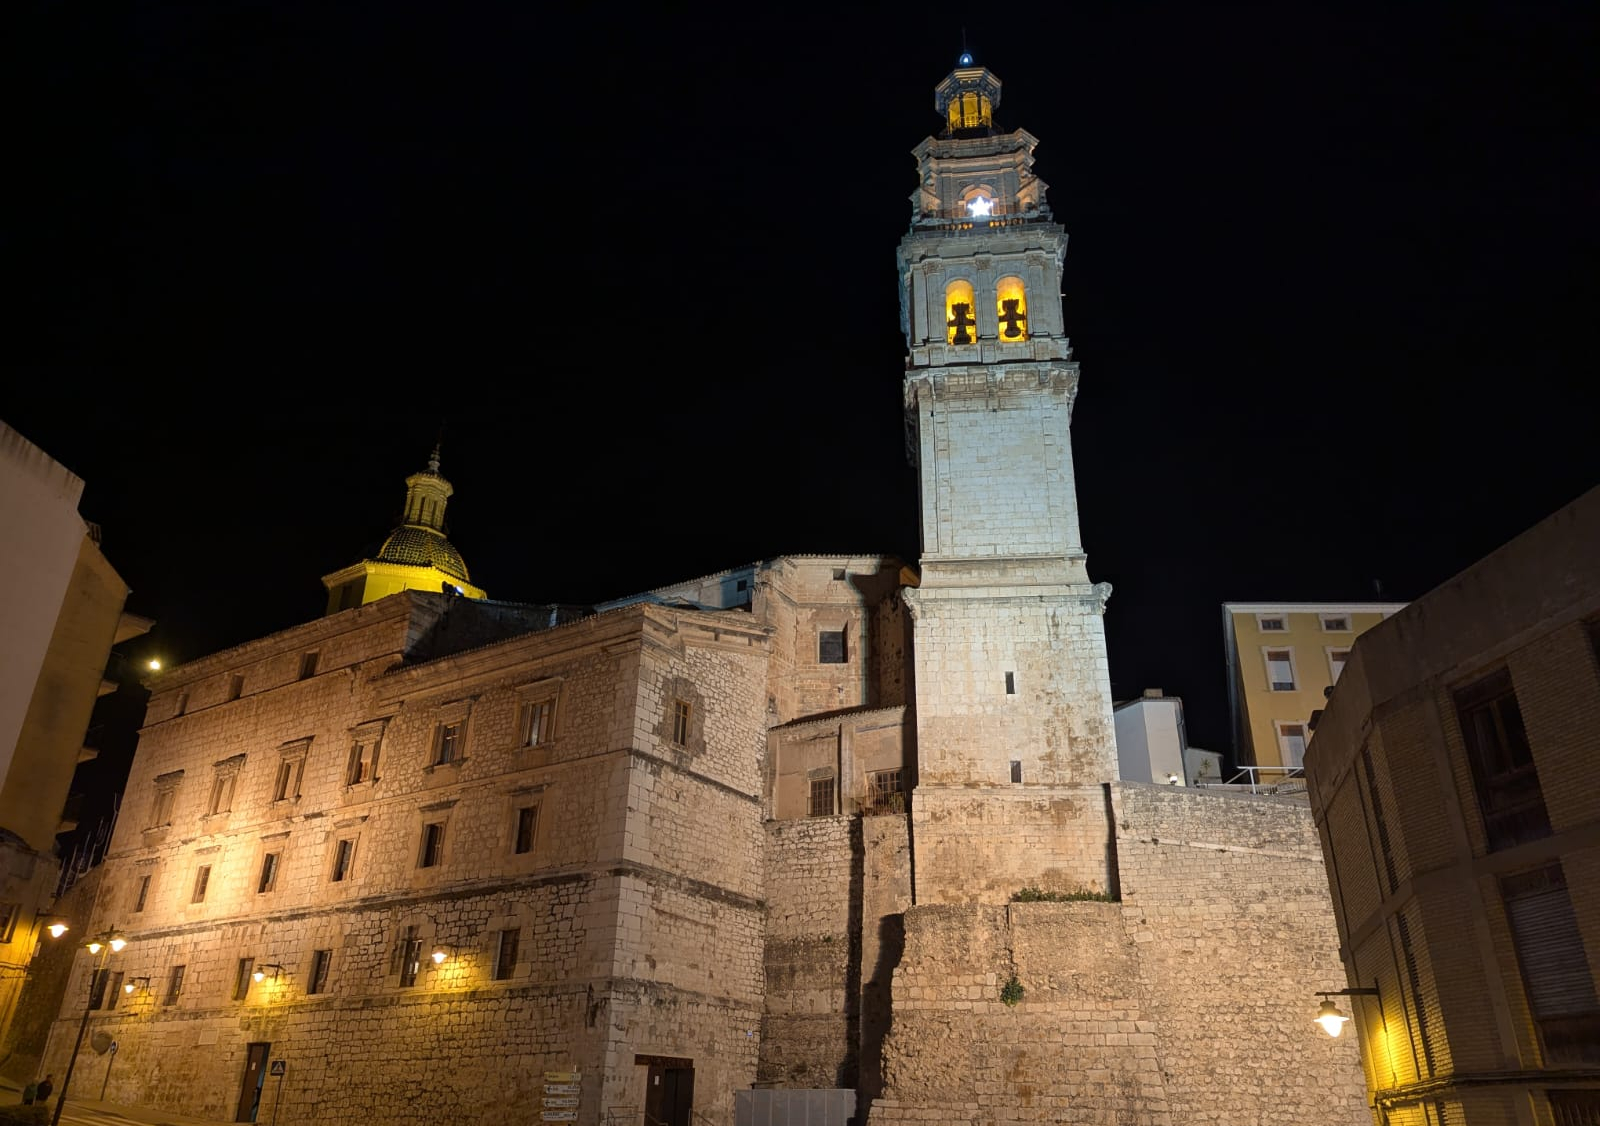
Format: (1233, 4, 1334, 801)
(37, 59, 1372, 1126)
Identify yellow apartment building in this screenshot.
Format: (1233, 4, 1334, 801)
(1222, 602, 1406, 776)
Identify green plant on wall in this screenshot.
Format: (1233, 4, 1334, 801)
(1000, 974, 1024, 1006)
(1010, 886, 1114, 903)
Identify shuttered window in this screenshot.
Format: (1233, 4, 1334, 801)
(1456, 669, 1550, 851)
(1502, 864, 1600, 1064)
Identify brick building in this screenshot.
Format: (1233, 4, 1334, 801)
(42, 56, 1368, 1126)
(1306, 486, 1600, 1124)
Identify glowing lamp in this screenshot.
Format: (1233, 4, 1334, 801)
(1315, 999, 1349, 1036)
(959, 52, 973, 66)
(147, 659, 161, 671)
(252, 969, 266, 982)
(86, 940, 103, 955)
(124, 982, 136, 994)
(431, 949, 448, 965)
(47, 923, 68, 939)
(109, 936, 127, 953)
(967, 196, 994, 217)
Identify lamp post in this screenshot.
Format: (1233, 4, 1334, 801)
(52, 927, 128, 1126)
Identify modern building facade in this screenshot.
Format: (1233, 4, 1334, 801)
(1113, 689, 1222, 786)
(0, 420, 149, 1076)
(1224, 602, 1407, 776)
(42, 58, 1369, 1126)
(1306, 486, 1600, 1124)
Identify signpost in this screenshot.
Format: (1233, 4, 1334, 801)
(268, 1059, 287, 1125)
(542, 1070, 581, 1122)
(99, 1041, 119, 1101)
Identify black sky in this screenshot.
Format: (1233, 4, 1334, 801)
(7, 3, 1598, 834)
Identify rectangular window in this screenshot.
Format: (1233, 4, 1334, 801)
(1005, 671, 1016, 695)
(818, 629, 847, 664)
(1328, 648, 1351, 683)
(1549, 1090, 1600, 1121)
(1320, 614, 1351, 632)
(151, 787, 176, 828)
(346, 741, 375, 786)
(89, 968, 111, 1010)
(208, 772, 236, 815)
(418, 822, 445, 868)
(273, 758, 304, 802)
(1257, 614, 1287, 632)
(398, 926, 422, 987)
(104, 971, 123, 1010)
(133, 874, 150, 913)
(1277, 722, 1309, 768)
(308, 948, 332, 995)
(164, 964, 185, 1006)
(257, 852, 280, 894)
(227, 674, 244, 701)
(1502, 863, 1600, 1064)
(520, 700, 555, 747)
(671, 700, 690, 746)
(1264, 648, 1297, 691)
(808, 778, 835, 817)
(233, 957, 255, 1002)
(865, 769, 905, 815)
(299, 651, 319, 679)
(174, 692, 189, 717)
(493, 928, 520, 981)
(1010, 760, 1023, 784)
(191, 864, 211, 903)
(514, 806, 539, 855)
(433, 722, 462, 766)
(1456, 669, 1550, 851)
(331, 838, 355, 882)
(0, 903, 17, 943)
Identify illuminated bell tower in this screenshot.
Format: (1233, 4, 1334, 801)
(899, 56, 1118, 903)
(320, 445, 487, 614)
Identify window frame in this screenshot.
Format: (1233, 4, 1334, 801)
(432, 721, 463, 767)
(807, 777, 836, 818)
(233, 957, 255, 1002)
(818, 629, 848, 665)
(1275, 721, 1309, 769)
(1327, 647, 1352, 683)
(257, 851, 280, 895)
(307, 948, 332, 995)
(191, 864, 211, 904)
(330, 837, 356, 883)
(133, 873, 151, 914)
(670, 699, 691, 747)
(492, 928, 520, 981)
(397, 926, 423, 987)
(1319, 613, 1352, 632)
(1256, 614, 1288, 633)
(514, 804, 539, 856)
(163, 964, 185, 1006)
(418, 822, 446, 869)
(1456, 668, 1550, 851)
(1262, 647, 1298, 692)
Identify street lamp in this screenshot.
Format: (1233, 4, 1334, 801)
(52, 928, 129, 1126)
(252, 964, 282, 984)
(1314, 986, 1380, 1037)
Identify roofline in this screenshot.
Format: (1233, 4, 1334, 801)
(1221, 602, 1410, 614)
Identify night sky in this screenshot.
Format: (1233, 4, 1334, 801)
(8, 4, 1597, 850)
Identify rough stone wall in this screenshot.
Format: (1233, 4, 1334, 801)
(868, 784, 1367, 1126)
(1112, 782, 1366, 1126)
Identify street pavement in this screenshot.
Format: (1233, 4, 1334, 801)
(0, 1081, 235, 1126)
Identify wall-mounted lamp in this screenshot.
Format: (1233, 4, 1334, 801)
(1314, 986, 1380, 1036)
(85, 934, 127, 956)
(251, 964, 283, 984)
(431, 946, 453, 965)
(123, 976, 150, 995)
(39, 915, 70, 939)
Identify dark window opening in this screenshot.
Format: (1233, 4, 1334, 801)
(419, 823, 445, 868)
(1010, 761, 1023, 784)
(299, 651, 319, 679)
(493, 928, 520, 981)
(514, 806, 539, 855)
(1457, 669, 1550, 851)
(331, 838, 354, 882)
(808, 778, 836, 817)
(308, 948, 332, 995)
(865, 769, 905, 815)
(1005, 671, 1015, 694)
(819, 630, 847, 664)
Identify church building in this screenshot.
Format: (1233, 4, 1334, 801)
(43, 58, 1369, 1126)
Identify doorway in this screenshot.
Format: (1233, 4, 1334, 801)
(235, 1042, 270, 1123)
(637, 1055, 693, 1126)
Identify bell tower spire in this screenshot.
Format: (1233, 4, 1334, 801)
(900, 56, 1118, 904)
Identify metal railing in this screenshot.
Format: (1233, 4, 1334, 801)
(1202, 764, 1307, 795)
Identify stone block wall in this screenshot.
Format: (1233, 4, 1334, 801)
(867, 784, 1367, 1126)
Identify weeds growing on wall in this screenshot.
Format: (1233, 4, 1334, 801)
(1000, 974, 1024, 1006)
(1010, 886, 1115, 903)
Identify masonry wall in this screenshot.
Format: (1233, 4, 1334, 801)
(868, 784, 1367, 1126)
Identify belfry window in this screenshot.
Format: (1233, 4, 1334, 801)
(996, 277, 1029, 341)
(947, 90, 992, 131)
(945, 279, 977, 346)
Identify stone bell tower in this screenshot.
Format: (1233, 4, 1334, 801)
(899, 55, 1119, 903)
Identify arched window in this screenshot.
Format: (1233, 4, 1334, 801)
(945, 280, 977, 346)
(996, 277, 1029, 341)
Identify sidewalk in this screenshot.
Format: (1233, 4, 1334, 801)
(0, 1077, 234, 1126)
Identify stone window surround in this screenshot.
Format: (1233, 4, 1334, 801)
(507, 783, 549, 858)
(146, 769, 184, 832)
(426, 699, 475, 772)
(256, 830, 289, 895)
(345, 718, 390, 789)
(273, 737, 312, 805)
(204, 754, 247, 819)
(328, 815, 367, 884)
(515, 677, 564, 749)
(414, 799, 457, 872)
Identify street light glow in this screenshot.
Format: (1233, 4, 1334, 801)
(1315, 999, 1349, 1036)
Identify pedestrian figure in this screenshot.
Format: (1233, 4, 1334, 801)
(21, 1080, 36, 1104)
(36, 1074, 54, 1102)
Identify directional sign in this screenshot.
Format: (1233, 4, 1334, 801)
(540, 1114, 577, 1122)
(544, 1071, 580, 1083)
(544, 1083, 580, 1095)
(269, 1060, 287, 1076)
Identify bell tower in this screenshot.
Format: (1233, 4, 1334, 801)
(900, 55, 1118, 903)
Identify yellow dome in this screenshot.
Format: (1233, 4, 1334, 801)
(374, 525, 471, 582)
